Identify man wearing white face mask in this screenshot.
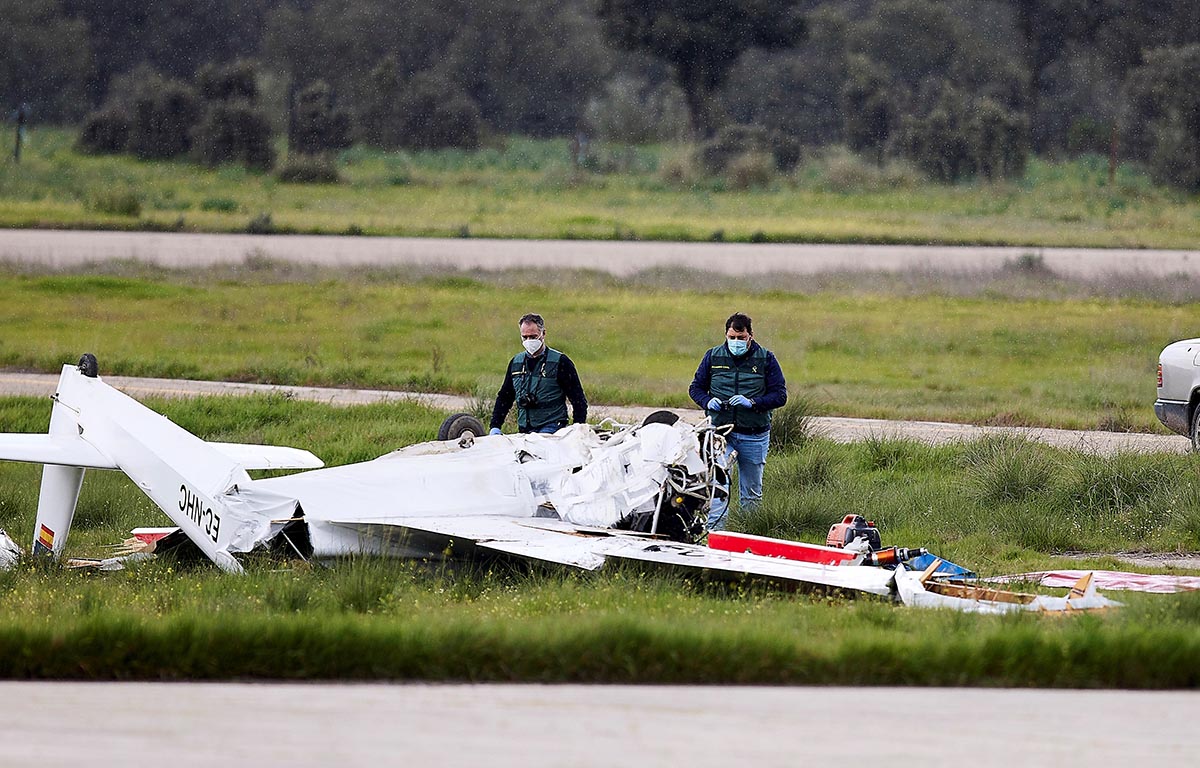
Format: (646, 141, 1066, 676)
(489, 313, 588, 435)
(689, 312, 788, 531)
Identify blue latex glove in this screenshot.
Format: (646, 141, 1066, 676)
(489, 427, 502, 435)
(706, 397, 722, 411)
(728, 394, 753, 408)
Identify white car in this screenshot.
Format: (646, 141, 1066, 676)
(1155, 338, 1200, 450)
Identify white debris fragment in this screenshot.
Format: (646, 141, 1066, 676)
(0, 528, 22, 570)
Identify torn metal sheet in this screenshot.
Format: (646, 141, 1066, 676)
(0, 528, 19, 570)
(985, 570, 1200, 594)
(894, 563, 1122, 614)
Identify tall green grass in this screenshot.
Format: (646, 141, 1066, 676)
(3, 130, 1198, 247)
(0, 271, 1188, 432)
(734, 435, 1200, 562)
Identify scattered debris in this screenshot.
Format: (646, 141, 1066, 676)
(985, 570, 1200, 594)
(0, 528, 20, 570)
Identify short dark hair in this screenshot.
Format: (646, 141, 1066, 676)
(725, 312, 753, 334)
(519, 313, 545, 331)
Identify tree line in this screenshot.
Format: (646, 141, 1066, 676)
(4, 0, 1199, 189)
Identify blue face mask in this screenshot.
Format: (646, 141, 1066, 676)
(727, 338, 748, 355)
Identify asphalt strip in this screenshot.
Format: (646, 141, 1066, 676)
(1, 229, 1198, 277)
(0, 371, 1187, 456)
(0, 682, 1196, 767)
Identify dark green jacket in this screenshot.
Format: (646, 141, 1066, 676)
(689, 341, 787, 434)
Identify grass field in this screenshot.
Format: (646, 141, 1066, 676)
(3, 129, 1198, 248)
(0, 268, 1188, 432)
(0, 393, 1199, 684)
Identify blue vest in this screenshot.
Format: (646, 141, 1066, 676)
(707, 344, 771, 431)
(510, 348, 569, 432)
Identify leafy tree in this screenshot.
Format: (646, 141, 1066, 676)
(0, 0, 90, 122)
(1123, 44, 1200, 191)
(77, 107, 129, 154)
(197, 59, 260, 104)
(191, 60, 275, 170)
(722, 6, 851, 145)
(438, 0, 611, 136)
(289, 80, 350, 155)
(129, 80, 201, 159)
(357, 63, 482, 150)
(584, 73, 688, 143)
(897, 85, 1029, 182)
(841, 56, 893, 160)
(192, 101, 275, 170)
(595, 0, 806, 137)
(395, 73, 483, 150)
(60, 0, 271, 106)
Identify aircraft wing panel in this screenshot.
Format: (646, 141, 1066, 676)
(0, 434, 118, 469)
(324, 516, 611, 570)
(208, 442, 324, 470)
(595, 539, 897, 596)
(324, 515, 896, 596)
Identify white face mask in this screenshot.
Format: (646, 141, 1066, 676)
(522, 337, 543, 355)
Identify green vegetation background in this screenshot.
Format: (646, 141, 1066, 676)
(3, 131, 1198, 248)
(0, 269, 1187, 432)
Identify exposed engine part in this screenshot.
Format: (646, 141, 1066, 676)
(826, 514, 882, 551)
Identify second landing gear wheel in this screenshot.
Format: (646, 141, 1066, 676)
(437, 413, 487, 442)
(641, 410, 680, 427)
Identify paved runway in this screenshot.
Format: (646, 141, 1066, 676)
(1, 229, 1196, 276)
(1, 682, 1196, 767)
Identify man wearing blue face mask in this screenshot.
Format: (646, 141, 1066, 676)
(490, 312, 588, 435)
(689, 312, 788, 531)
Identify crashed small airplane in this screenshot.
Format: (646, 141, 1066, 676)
(0, 356, 1119, 613)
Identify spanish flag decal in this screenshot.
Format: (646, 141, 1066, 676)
(34, 524, 55, 555)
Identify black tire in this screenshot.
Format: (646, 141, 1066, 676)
(641, 410, 680, 427)
(78, 352, 98, 378)
(1192, 406, 1200, 453)
(438, 413, 486, 441)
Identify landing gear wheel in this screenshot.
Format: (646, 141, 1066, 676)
(78, 353, 98, 378)
(641, 410, 680, 427)
(438, 413, 486, 441)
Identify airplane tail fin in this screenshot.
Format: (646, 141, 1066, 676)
(33, 357, 102, 558)
(0, 356, 322, 569)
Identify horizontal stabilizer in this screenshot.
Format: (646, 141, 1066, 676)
(0, 434, 117, 469)
(208, 442, 324, 470)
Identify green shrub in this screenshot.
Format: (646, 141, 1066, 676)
(961, 435, 1055, 504)
(856, 434, 921, 472)
(88, 190, 142, 217)
(359, 66, 484, 151)
(583, 74, 689, 144)
(841, 55, 893, 160)
(289, 80, 351, 155)
(77, 108, 130, 155)
(697, 124, 800, 175)
(1122, 45, 1200, 191)
(726, 152, 775, 190)
(897, 87, 1029, 182)
(769, 396, 819, 452)
(199, 197, 239, 213)
(1062, 452, 1174, 513)
(129, 81, 201, 160)
(197, 60, 260, 104)
(192, 102, 276, 171)
(246, 212, 275, 234)
(276, 155, 340, 184)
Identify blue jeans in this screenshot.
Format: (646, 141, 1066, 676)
(707, 430, 770, 531)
